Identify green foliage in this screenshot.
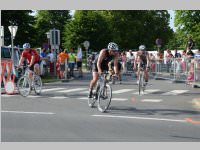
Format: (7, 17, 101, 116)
(173, 10, 200, 49)
(1, 10, 36, 47)
(63, 10, 112, 51)
(63, 10, 173, 51)
(34, 10, 71, 48)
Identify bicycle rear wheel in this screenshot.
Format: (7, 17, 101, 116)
(33, 75, 42, 95)
(98, 84, 112, 112)
(17, 76, 31, 97)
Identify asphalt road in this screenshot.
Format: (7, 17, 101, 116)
(1, 73, 200, 142)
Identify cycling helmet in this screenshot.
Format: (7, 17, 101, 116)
(139, 45, 146, 51)
(107, 42, 119, 51)
(23, 43, 31, 49)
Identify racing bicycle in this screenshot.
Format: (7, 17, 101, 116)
(17, 65, 42, 97)
(88, 71, 112, 112)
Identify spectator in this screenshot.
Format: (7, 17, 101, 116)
(40, 48, 48, 76)
(165, 49, 173, 73)
(156, 51, 163, 73)
(149, 53, 156, 73)
(187, 36, 194, 50)
(57, 49, 69, 79)
(76, 47, 83, 78)
(68, 48, 76, 78)
(174, 49, 181, 58)
(47, 49, 55, 75)
(121, 51, 127, 73)
(181, 50, 187, 72)
(126, 50, 135, 71)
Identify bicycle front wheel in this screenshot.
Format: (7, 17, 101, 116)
(98, 84, 112, 113)
(34, 75, 42, 95)
(17, 76, 31, 97)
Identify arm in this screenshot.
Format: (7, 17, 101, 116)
(29, 55, 35, 67)
(97, 50, 106, 74)
(18, 56, 25, 67)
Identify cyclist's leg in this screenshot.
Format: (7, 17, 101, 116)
(88, 63, 99, 98)
(34, 63, 40, 75)
(137, 62, 141, 84)
(144, 65, 149, 84)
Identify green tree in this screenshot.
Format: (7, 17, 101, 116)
(106, 10, 173, 50)
(1, 10, 36, 47)
(63, 10, 112, 51)
(34, 10, 71, 48)
(174, 10, 200, 49)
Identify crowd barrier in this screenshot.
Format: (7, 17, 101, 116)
(151, 57, 200, 88)
(1, 60, 17, 94)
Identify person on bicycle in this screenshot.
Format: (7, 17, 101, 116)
(134, 45, 150, 85)
(88, 42, 119, 98)
(18, 43, 40, 81)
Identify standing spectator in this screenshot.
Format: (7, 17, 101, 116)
(68, 48, 76, 78)
(126, 50, 135, 71)
(156, 51, 163, 73)
(174, 49, 181, 58)
(181, 50, 187, 72)
(165, 49, 173, 72)
(149, 53, 156, 74)
(76, 47, 83, 78)
(57, 49, 68, 79)
(121, 51, 127, 73)
(47, 49, 55, 75)
(187, 36, 194, 50)
(40, 48, 48, 76)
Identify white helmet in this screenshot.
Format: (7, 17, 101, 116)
(107, 42, 119, 51)
(139, 45, 146, 51)
(23, 43, 31, 49)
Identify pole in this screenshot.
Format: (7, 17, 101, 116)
(53, 29, 56, 76)
(11, 27, 14, 62)
(86, 48, 88, 68)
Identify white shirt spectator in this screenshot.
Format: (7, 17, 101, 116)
(47, 52, 54, 63)
(77, 47, 82, 61)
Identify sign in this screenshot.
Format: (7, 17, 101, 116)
(83, 41, 90, 49)
(8, 26, 18, 38)
(0, 26, 4, 37)
(50, 29, 60, 46)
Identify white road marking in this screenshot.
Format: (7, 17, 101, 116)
(78, 97, 128, 101)
(42, 88, 66, 92)
(57, 88, 87, 93)
(141, 99, 163, 102)
(162, 90, 189, 95)
(113, 89, 135, 94)
(27, 95, 41, 98)
(1, 94, 16, 97)
(132, 89, 160, 95)
(1, 110, 55, 115)
(92, 115, 187, 123)
(50, 96, 68, 99)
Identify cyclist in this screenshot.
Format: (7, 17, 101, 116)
(17, 43, 40, 82)
(88, 42, 119, 98)
(134, 45, 150, 85)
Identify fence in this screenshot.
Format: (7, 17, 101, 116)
(151, 57, 200, 87)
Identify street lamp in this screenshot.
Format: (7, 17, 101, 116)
(8, 26, 18, 61)
(46, 32, 50, 50)
(0, 26, 4, 46)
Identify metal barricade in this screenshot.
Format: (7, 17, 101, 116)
(193, 59, 200, 87)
